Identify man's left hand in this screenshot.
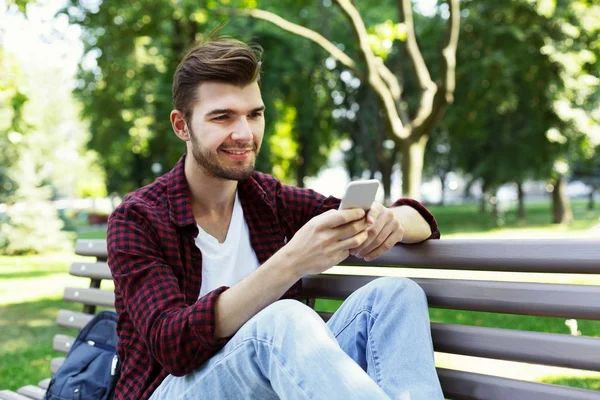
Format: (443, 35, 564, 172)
(350, 203, 404, 261)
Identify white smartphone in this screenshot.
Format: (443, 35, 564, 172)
(338, 179, 380, 211)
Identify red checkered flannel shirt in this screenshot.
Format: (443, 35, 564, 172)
(107, 154, 440, 400)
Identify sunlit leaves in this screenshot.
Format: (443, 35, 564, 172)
(367, 20, 407, 59)
(269, 101, 298, 182)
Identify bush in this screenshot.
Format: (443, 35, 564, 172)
(0, 200, 74, 255)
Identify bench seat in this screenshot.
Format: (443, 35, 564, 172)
(1, 238, 599, 400)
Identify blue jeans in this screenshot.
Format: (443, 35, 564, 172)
(149, 277, 443, 400)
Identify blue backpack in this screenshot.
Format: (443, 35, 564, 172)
(45, 310, 120, 400)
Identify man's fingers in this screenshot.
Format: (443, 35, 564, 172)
(356, 221, 394, 258)
(319, 208, 366, 229)
(366, 202, 382, 225)
(363, 232, 396, 261)
(354, 210, 392, 257)
(336, 230, 369, 252)
(337, 218, 369, 241)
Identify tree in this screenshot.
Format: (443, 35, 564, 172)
(0, 48, 73, 254)
(437, 0, 599, 224)
(1, 4, 106, 254)
(423, 127, 457, 206)
(60, 0, 345, 192)
(571, 146, 600, 210)
(226, 0, 460, 199)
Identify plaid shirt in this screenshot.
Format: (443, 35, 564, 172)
(107, 154, 439, 400)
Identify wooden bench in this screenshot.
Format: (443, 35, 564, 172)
(1, 238, 600, 400)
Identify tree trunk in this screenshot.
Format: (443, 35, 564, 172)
(491, 190, 499, 219)
(551, 175, 574, 224)
(439, 172, 447, 206)
(400, 135, 428, 200)
(589, 188, 595, 210)
(517, 181, 526, 222)
(480, 194, 487, 214)
(381, 164, 393, 205)
(479, 180, 488, 214)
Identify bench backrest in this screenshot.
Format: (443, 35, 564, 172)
(52, 238, 600, 400)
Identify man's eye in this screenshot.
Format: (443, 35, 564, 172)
(213, 115, 229, 121)
(250, 112, 263, 119)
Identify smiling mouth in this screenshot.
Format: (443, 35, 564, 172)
(221, 149, 254, 155)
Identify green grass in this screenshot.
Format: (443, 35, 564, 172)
(428, 199, 600, 237)
(0, 298, 80, 390)
(541, 376, 600, 391)
(75, 227, 109, 240)
(0, 201, 599, 392)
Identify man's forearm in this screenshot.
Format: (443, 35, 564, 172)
(213, 249, 300, 338)
(392, 205, 433, 244)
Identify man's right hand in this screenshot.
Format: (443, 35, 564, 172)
(281, 208, 371, 278)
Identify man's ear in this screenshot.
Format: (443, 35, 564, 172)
(170, 110, 190, 142)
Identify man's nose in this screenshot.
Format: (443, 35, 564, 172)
(231, 117, 253, 141)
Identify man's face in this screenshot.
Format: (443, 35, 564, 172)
(186, 81, 265, 181)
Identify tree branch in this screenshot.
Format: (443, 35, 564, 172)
(221, 8, 360, 75)
(414, 0, 460, 137)
(396, 0, 435, 90)
(441, 0, 460, 104)
(397, 0, 437, 131)
(334, 0, 407, 139)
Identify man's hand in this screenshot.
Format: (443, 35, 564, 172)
(350, 203, 404, 261)
(282, 208, 371, 277)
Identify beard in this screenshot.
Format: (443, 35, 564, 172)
(188, 126, 259, 181)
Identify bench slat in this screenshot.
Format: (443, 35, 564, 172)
(341, 238, 600, 273)
(53, 334, 73, 354)
(69, 262, 111, 280)
(56, 310, 94, 330)
(304, 275, 600, 319)
(37, 380, 50, 391)
(63, 276, 600, 320)
(437, 368, 600, 399)
(16, 386, 44, 400)
(318, 312, 600, 371)
(63, 287, 114, 308)
(51, 358, 64, 375)
(75, 238, 600, 273)
(0, 391, 35, 400)
(75, 240, 107, 259)
(431, 323, 600, 371)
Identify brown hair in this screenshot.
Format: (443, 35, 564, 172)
(172, 38, 263, 122)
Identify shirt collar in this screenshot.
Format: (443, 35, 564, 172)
(166, 153, 270, 228)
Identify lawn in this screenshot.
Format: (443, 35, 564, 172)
(0, 200, 599, 392)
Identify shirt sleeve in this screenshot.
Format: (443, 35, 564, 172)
(278, 183, 440, 240)
(391, 198, 440, 240)
(107, 205, 230, 377)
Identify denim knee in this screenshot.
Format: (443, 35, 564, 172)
(247, 299, 325, 334)
(365, 277, 428, 306)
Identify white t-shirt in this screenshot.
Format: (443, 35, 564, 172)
(195, 192, 260, 298)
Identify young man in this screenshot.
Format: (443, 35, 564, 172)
(107, 38, 443, 400)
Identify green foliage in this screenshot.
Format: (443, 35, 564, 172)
(367, 20, 407, 59)
(5, 0, 33, 13)
(59, 0, 344, 191)
(436, 0, 600, 195)
(0, 44, 91, 254)
(0, 200, 75, 255)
